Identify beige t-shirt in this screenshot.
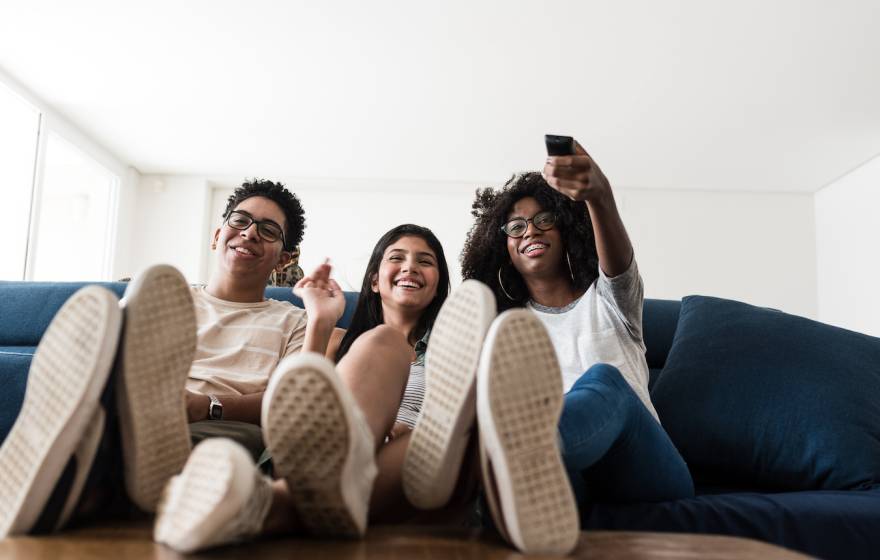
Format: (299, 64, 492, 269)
(186, 286, 308, 396)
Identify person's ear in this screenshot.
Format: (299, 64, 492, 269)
(370, 273, 379, 293)
(275, 250, 293, 271)
(211, 228, 220, 250)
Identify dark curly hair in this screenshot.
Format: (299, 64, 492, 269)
(460, 171, 599, 311)
(336, 224, 451, 362)
(222, 179, 305, 251)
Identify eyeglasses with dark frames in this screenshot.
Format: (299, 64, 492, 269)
(225, 210, 286, 247)
(500, 210, 557, 238)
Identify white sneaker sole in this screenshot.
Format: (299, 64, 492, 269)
(403, 279, 496, 510)
(154, 438, 270, 553)
(476, 309, 579, 555)
(117, 264, 196, 512)
(0, 286, 121, 537)
(55, 406, 106, 532)
(262, 353, 375, 537)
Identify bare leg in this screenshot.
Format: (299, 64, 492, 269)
(336, 325, 411, 448)
(368, 430, 481, 525)
(261, 480, 305, 536)
(369, 432, 417, 523)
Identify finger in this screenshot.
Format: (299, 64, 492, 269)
(544, 166, 592, 182)
(551, 177, 593, 195)
(328, 278, 342, 295)
(546, 154, 592, 169)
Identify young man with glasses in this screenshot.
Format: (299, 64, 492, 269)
(1, 179, 382, 539)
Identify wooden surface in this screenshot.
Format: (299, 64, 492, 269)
(0, 522, 813, 559)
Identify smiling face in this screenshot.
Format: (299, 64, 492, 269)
(371, 235, 440, 314)
(212, 195, 290, 282)
(505, 196, 566, 282)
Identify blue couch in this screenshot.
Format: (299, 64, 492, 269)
(1, 281, 878, 559)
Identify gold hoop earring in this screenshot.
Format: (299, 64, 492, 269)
(211, 242, 217, 250)
(566, 251, 575, 283)
(497, 265, 515, 301)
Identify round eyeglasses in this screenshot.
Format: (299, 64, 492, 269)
(225, 210, 286, 247)
(500, 211, 557, 238)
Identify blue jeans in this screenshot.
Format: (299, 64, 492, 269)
(558, 364, 694, 508)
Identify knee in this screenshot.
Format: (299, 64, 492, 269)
(353, 325, 407, 352)
(586, 363, 624, 383)
(571, 363, 625, 391)
(347, 325, 410, 369)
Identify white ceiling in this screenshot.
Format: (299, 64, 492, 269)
(1, 0, 878, 193)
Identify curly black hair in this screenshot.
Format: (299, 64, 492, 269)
(222, 179, 305, 251)
(460, 171, 599, 312)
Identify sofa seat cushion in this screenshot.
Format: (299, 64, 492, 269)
(582, 486, 880, 560)
(0, 351, 34, 443)
(652, 296, 880, 491)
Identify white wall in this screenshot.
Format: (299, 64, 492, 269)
(130, 175, 818, 318)
(620, 189, 816, 318)
(815, 155, 880, 337)
(127, 175, 213, 281)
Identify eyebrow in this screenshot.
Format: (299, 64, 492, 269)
(506, 210, 546, 221)
(387, 248, 437, 260)
(233, 209, 283, 229)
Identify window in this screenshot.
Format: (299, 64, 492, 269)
(0, 82, 40, 280)
(29, 132, 118, 281)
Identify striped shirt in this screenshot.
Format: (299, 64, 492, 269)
(186, 286, 308, 396)
(394, 330, 430, 429)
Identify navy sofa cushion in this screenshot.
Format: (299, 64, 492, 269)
(583, 485, 880, 560)
(652, 295, 880, 492)
(0, 282, 126, 346)
(642, 299, 680, 390)
(0, 352, 32, 443)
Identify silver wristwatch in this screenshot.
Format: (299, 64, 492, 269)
(208, 394, 223, 420)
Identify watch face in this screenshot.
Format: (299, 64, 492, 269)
(210, 403, 222, 420)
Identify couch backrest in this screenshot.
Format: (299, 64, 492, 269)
(0, 281, 680, 368)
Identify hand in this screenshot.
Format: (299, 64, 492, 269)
(294, 260, 345, 326)
(387, 421, 412, 441)
(543, 140, 613, 204)
(185, 390, 210, 423)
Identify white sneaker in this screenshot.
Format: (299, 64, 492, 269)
(116, 264, 196, 512)
(154, 438, 273, 553)
(476, 309, 580, 555)
(402, 279, 496, 510)
(262, 353, 377, 537)
(0, 286, 122, 537)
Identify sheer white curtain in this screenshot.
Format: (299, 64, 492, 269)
(0, 81, 39, 280)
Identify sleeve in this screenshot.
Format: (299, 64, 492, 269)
(596, 255, 644, 342)
(282, 309, 308, 358)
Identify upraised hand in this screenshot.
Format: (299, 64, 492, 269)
(293, 259, 345, 327)
(542, 140, 612, 204)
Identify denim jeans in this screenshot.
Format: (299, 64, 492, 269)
(558, 363, 694, 508)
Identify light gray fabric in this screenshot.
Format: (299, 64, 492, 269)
(527, 257, 658, 422)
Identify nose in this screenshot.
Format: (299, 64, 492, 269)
(522, 220, 541, 239)
(240, 222, 262, 241)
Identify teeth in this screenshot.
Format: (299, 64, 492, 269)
(396, 280, 420, 289)
(234, 247, 254, 255)
(524, 243, 547, 254)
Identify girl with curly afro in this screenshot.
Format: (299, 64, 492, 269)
(461, 142, 694, 555)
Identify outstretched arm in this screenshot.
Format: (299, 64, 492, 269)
(543, 141, 633, 277)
